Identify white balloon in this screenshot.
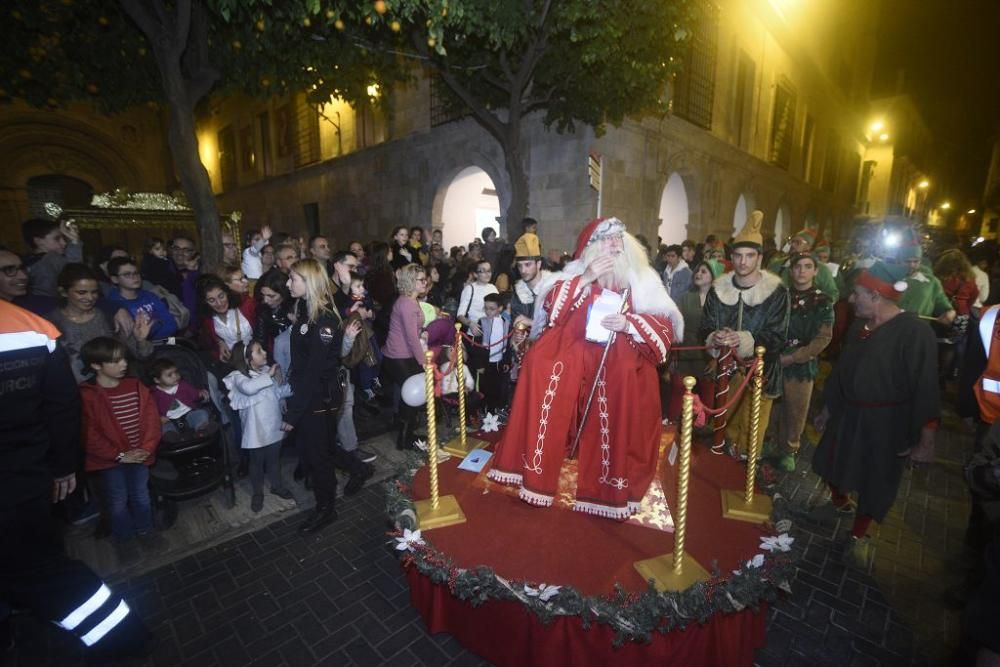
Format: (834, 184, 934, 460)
(401, 373, 429, 407)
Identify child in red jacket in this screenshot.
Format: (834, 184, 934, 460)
(80, 337, 163, 560)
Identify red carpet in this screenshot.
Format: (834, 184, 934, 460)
(403, 428, 773, 665)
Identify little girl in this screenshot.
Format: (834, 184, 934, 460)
(223, 340, 294, 512)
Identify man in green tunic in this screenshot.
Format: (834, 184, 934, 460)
(769, 226, 839, 302)
(812, 261, 940, 569)
(895, 242, 955, 325)
(774, 253, 833, 471)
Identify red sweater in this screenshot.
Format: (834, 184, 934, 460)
(80, 377, 161, 471)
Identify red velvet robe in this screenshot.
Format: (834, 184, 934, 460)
(488, 276, 673, 518)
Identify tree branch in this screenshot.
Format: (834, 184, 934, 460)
(175, 0, 192, 54)
(118, 0, 160, 44)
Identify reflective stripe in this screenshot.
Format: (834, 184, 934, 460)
(59, 584, 111, 631)
(80, 600, 130, 647)
(980, 306, 1000, 358)
(0, 330, 57, 353)
(983, 378, 1000, 394)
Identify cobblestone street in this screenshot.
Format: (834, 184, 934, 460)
(4, 409, 977, 667)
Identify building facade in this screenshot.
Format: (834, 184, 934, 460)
(3, 0, 893, 261)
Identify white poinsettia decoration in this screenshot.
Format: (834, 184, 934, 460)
(481, 412, 500, 433)
(524, 583, 561, 601)
(759, 533, 795, 553)
(413, 439, 428, 451)
(394, 528, 424, 551)
(733, 553, 765, 575)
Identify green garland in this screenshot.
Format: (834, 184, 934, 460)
(385, 451, 797, 647)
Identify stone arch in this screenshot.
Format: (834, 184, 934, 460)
(660, 150, 704, 242)
(430, 149, 511, 243)
(0, 113, 144, 194)
(774, 200, 792, 243)
(656, 172, 690, 245)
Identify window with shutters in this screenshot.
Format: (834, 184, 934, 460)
(671, 1, 718, 131)
(768, 80, 796, 170)
(217, 125, 237, 192)
(293, 94, 321, 168)
(733, 52, 755, 150)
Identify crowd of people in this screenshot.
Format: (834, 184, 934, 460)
(4, 208, 1000, 662)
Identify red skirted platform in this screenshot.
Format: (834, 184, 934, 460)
(403, 429, 774, 666)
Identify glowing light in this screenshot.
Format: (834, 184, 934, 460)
(883, 232, 901, 248)
(878, 133, 890, 142)
(941, 202, 952, 210)
(870, 120, 884, 133)
(917, 180, 929, 189)
(366, 83, 380, 98)
(968, 209, 977, 214)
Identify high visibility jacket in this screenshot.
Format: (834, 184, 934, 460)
(974, 305, 1000, 423)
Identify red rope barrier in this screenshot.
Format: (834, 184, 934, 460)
(460, 329, 518, 349)
(692, 357, 760, 419)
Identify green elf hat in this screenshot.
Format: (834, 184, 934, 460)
(813, 235, 831, 256)
(792, 226, 818, 249)
(698, 258, 725, 279)
(856, 260, 909, 300)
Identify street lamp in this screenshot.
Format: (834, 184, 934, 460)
(878, 133, 890, 142)
(917, 180, 930, 189)
(941, 202, 952, 210)
(968, 209, 977, 214)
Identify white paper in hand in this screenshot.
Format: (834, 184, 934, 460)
(585, 289, 624, 344)
(668, 442, 678, 467)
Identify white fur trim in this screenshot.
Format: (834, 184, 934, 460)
(513, 270, 550, 306)
(572, 500, 640, 520)
(711, 270, 783, 308)
(487, 469, 523, 486)
(531, 261, 684, 340)
(519, 488, 554, 507)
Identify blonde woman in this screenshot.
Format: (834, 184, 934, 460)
(281, 259, 371, 534)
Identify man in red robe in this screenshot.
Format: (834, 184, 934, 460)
(488, 217, 682, 518)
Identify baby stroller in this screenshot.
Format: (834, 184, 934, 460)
(147, 338, 237, 527)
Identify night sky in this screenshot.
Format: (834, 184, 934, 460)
(872, 0, 1000, 206)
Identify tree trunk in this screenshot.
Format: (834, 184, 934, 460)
(504, 141, 530, 234)
(165, 97, 221, 269)
(120, 0, 221, 268)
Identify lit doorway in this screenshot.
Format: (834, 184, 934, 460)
(656, 172, 689, 245)
(438, 167, 501, 249)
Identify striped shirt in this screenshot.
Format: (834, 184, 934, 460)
(105, 383, 141, 449)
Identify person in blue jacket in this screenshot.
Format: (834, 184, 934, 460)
(106, 257, 178, 340)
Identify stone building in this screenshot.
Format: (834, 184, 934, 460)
(2, 0, 896, 261)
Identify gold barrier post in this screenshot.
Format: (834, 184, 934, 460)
(442, 323, 489, 457)
(721, 346, 773, 522)
(634, 376, 709, 590)
(414, 351, 466, 530)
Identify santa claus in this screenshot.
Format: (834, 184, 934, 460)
(487, 217, 682, 519)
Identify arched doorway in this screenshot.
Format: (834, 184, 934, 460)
(733, 193, 753, 235)
(27, 175, 94, 219)
(437, 167, 501, 249)
(774, 203, 791, 245)
(656, 172, 689, 245)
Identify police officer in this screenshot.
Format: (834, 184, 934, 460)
(282, 259, 372, 534)
(0, 297, 148, 660)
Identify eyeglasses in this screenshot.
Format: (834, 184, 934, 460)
(117, 271, 140, 278)
(0, 263, 26, 277)
(171, 246, 194, 254)
(476, 269, 492, 274)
